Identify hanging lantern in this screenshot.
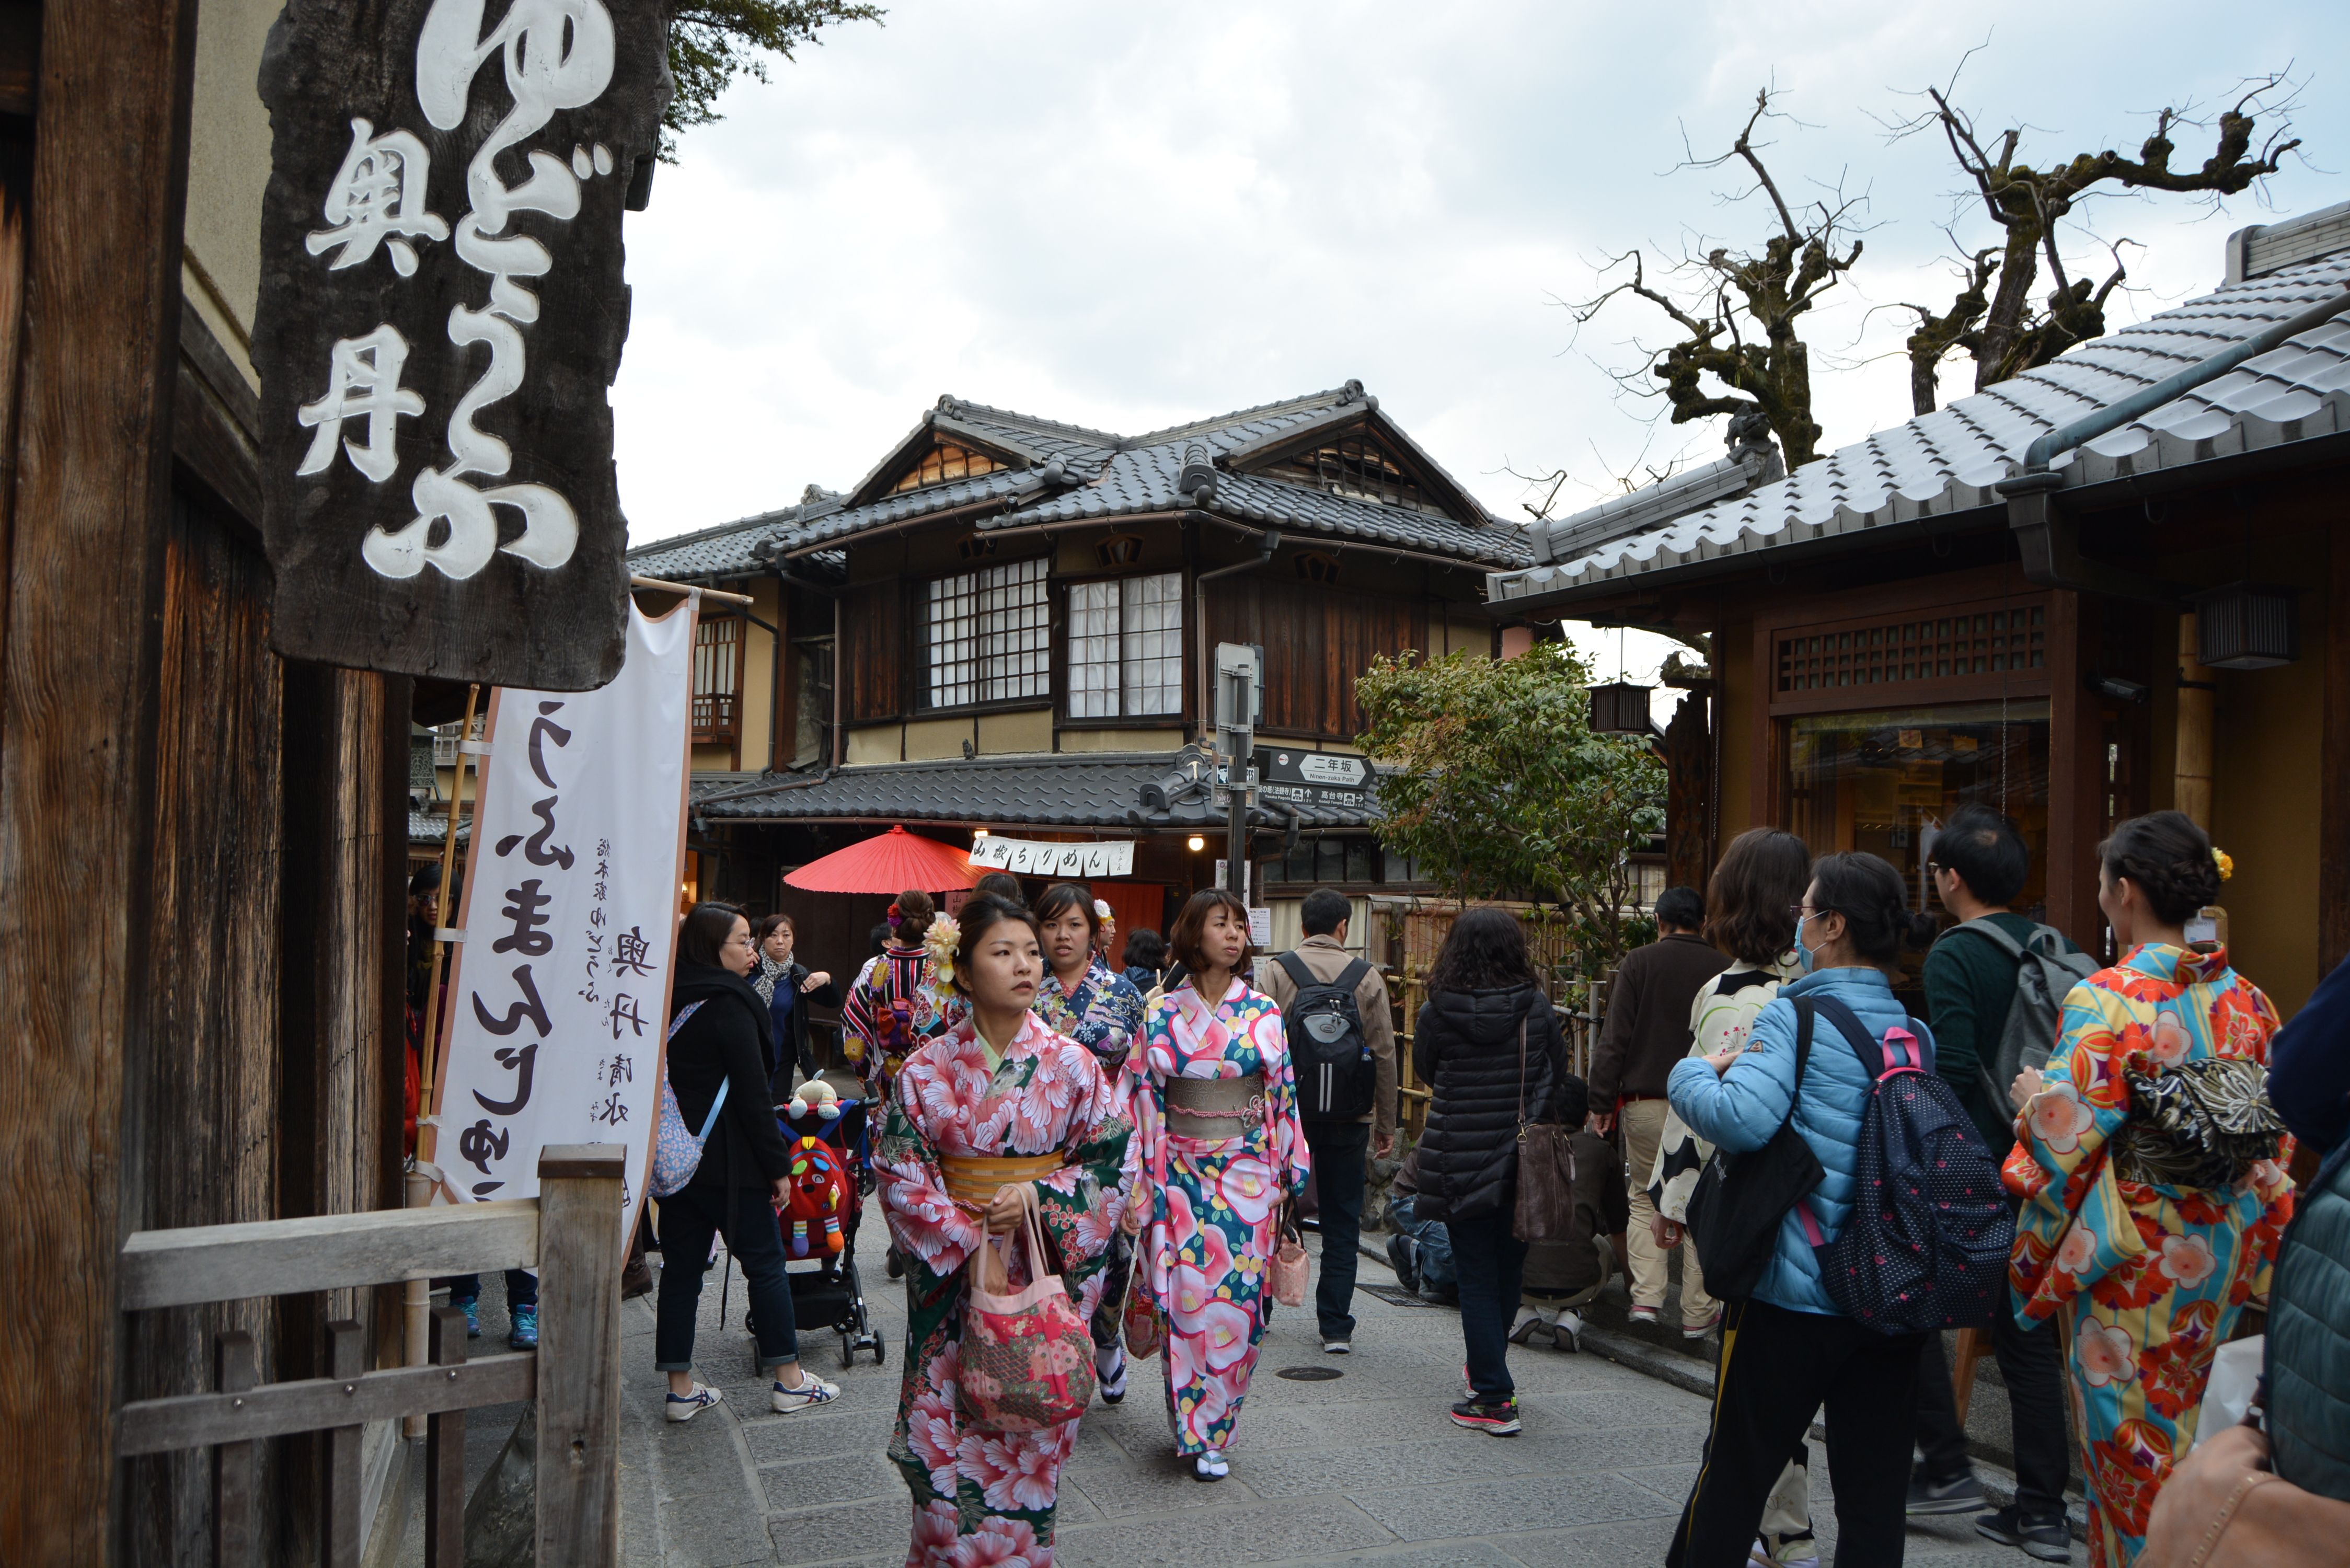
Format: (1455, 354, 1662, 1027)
(1588, 681, 1654, 734)
(2194, 582, 2298, 671)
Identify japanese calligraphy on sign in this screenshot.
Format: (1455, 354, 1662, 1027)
(965, 836, 1137, 879)
(253, 0, 670, 689)
(428, 601, 693, 1236)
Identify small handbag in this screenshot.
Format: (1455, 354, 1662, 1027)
(1512, 1019, 1577, 1243)
(1270, 1202, 1311, 1308)
(961, 1186, 1096, 1432)
(648, 1002, 719, 1198)
(1684, 998, 1825, 1302)
(1121, 1265, 1165, 1360)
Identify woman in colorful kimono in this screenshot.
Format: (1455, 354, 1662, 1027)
(844, 890, 956, 1102)
(2005, 812, 2296, 1566)
(1031, 882, 1148, 1406)
(876, 893, 1136, 1568)
(1125, 887, 1311, 1482)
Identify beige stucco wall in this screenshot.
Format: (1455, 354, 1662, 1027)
(185, 0, 276, 384)
(1058, 727, 1186, 754)
(976, 708, 1052, 755)
(736, 578, 780, 769)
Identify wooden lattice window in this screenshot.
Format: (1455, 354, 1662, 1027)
(925, 556, 1049, 709)
(1262, 433, 1439, 514)
(1067, 572, 1184, 719)
(892, 442, 1004, 494)
(1777, 606, 2045, 694)
(693, 616, 743, 742)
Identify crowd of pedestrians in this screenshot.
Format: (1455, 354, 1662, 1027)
(621, 798, 2348, 1568)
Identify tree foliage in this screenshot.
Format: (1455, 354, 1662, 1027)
(1892, 68, 2300, 413)
(1569, 89, 1863, 469)
(1355, 642, 1666, 970)
(663, 0, 885, 160)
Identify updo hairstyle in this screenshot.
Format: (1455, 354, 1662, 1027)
(1808, 851, 1938, 965)
(2099, 811, 2222, 926)
(948, 893, 1042, 995)
(889, 889, 935, 947)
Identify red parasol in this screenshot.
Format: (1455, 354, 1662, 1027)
(783, 824, 984, 895)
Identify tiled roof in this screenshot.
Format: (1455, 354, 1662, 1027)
(626, 384, 1535, 580)
(409, 810, 470, 844)
(693, 752, 1381, 831)
(1489, 237, 2350, 607)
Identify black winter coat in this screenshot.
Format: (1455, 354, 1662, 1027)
(1411, 984, 1568, 1222)
(667, 964, 793, 1194)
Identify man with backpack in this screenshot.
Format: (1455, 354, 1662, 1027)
(1906, 806, 2085, 1562)
(1263, 888, 1397, 1354)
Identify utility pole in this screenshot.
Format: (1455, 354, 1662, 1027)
(1214, 643, 1261, 898)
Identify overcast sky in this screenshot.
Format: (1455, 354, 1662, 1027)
(613, 1, 2347, 689)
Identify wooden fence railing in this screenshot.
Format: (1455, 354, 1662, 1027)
(115, 1144, 626, 1567)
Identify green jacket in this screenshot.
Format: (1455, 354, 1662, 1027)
(1921, 912, 2079, 1150)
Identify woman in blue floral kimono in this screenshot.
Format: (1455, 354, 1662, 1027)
(2003, 814, 2294, 1566)
(1125, 889, 1310, 1482)
(1032, 882, 1148, 1406)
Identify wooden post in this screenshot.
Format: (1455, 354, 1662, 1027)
(424, 1307, 468, 1568)
(1949, 1326, 1987, 1427)
(403, 1163, 435, 1440)
(213, 1330, 257, 1567)
(0, 1, 199, 1559)
(535, 1144, 626, 1567)
(324, 1319, 366, 1568)
(2176, 612, 2215, 828)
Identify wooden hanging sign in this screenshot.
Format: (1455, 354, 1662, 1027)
(252, 0, 670, 689)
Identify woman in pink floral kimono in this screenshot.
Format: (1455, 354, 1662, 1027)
(877, 894, 1136, 1567)
(1125, 889, 1311, 1482)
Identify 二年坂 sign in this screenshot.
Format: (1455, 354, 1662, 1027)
(967, 837, 1137, 879)
(253, 0, 669, 689)
(428, 603, 692, 1230)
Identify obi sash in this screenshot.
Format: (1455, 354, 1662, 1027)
(1162, 1072, 1266, 1142)
(938, 1152, 1066, 1210)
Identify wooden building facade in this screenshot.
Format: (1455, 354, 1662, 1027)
(1488, 206, 2350, 1016)
(627, 384, 1531, 980)
(1, 4, 412, 1561)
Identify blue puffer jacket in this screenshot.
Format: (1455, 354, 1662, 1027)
(1666, 965, 1934, 1317)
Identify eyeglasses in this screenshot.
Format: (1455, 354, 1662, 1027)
(1786, 905, 1813, 920)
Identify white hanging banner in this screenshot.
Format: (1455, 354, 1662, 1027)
(967, 836, 1136, 879)
(427, 599, 693, 1238)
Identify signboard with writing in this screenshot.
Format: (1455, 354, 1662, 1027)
(967, 837, 1137, 879)
(253, 0, 670, 688)
(1254, 746, 1375, 809)
(426, 602, 692, 1235)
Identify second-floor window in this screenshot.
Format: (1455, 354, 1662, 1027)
(926, 556, 1048, 708)
(1067, 572, 1183, 719)
(693, 616, 743, 742)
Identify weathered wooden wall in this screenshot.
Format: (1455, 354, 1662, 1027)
(0, 2, 199, 1560)
(842, 579, 902, 721)
(119, 494, 289, 1565)
(1209, 577, 1423, 740)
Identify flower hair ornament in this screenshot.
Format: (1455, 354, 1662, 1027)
(2212, 847, 2234, 882)
(1093, 897, 1116, 933)
(923, 912, 960, 987)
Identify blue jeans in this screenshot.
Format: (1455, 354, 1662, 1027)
(446, 1270, 536, 1311)
(654, 1184, 801, 1372)
(1448, 1210, 1526, 1405)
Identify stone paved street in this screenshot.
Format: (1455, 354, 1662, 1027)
(601, 1201, 2076, 1567)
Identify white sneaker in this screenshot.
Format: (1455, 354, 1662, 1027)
(770, 1373, 841, 1414)
(1322, 1339, 1352, 1354)
(1507, 1307, 1545, 1346)
(665, 1382, 723, 1422)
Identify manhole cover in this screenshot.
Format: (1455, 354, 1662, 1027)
(1275, 1366, 1344, 1381)
(1362, 1284, 1451, 1310)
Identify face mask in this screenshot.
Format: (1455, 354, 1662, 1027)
(1793, 913, 1819, 974)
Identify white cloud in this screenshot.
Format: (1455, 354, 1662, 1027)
(614, 0, 2348, 544)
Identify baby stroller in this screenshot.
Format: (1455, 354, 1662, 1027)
(742, 1093, 885, 1368)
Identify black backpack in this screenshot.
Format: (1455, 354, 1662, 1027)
(1797, 996, 2014, 1335)
(1274, 951, 1376, 1122)
(1685, 1000, 1825, 1302)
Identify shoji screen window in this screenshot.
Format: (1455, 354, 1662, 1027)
(925, 556, 1049, 709)
(1067, 572, 1183, 719)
